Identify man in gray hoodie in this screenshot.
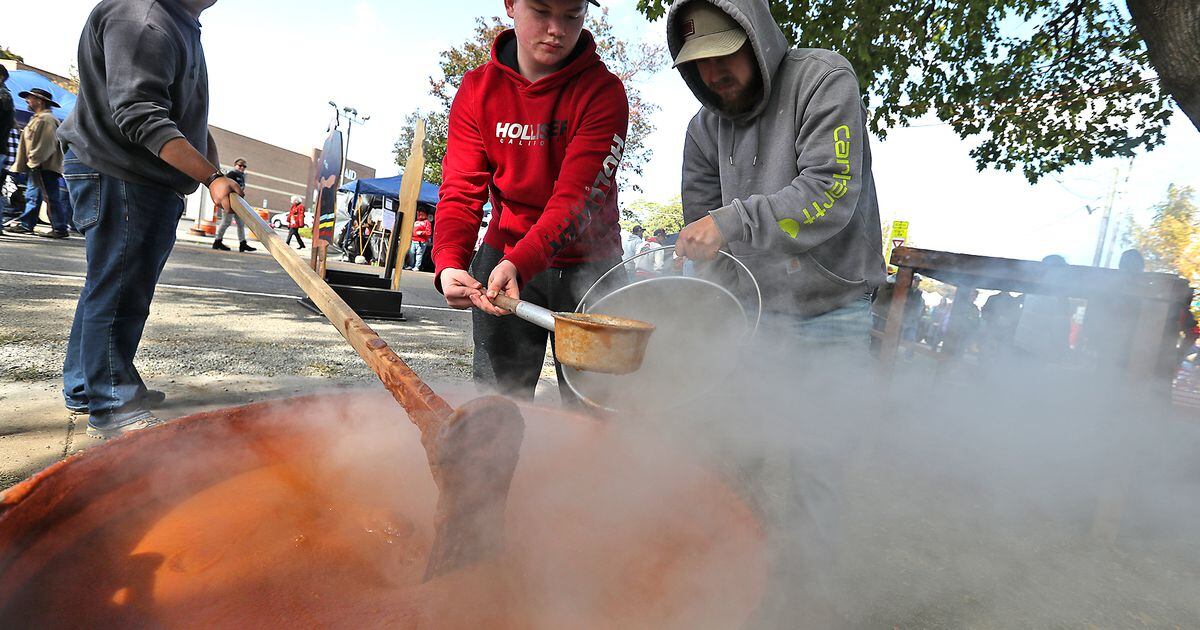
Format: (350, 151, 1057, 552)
(666, 2, 884, 624)
(669, 0, 884, 347)
(57, 0, 242, 438)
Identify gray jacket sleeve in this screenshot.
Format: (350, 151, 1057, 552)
(709, 68, 866, 254)
(681, 115, 724, 227)
(101, 19, 185, 156)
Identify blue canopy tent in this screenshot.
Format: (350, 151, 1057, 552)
(7, 70, 78, 125)
(338, 174, 440, 207)
(338, 174, 492, 226)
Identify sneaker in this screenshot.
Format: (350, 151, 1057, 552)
(38, 229, 69, 239)
(5, 223, 33, 234)
(212, 239, 231, 251)
(239, 241, 257, 252)
(66, 400, 89, 414)
(140, 389, 167, 407)
(86, 410, 162, 440)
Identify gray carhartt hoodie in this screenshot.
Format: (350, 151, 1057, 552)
(668, 0, 885, 318)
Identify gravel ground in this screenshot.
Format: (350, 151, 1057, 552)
(0, 275, 474, 385)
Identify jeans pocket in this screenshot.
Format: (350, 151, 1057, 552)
(63, 164, 102, 232)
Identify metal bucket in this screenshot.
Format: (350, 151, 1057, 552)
(564, 247, 762, 413)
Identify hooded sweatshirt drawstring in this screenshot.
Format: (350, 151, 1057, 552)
(725, 118, 762, 167)
(753, 122, 761, 167)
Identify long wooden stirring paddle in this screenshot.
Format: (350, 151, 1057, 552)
(228, 195, 523, 580)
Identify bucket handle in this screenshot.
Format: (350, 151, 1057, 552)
(576, 245, 763, 340)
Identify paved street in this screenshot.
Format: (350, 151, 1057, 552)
(0, 221, 451, 304)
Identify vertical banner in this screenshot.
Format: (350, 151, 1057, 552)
(311, 129, 344, 271)
(883, 220, 909, 275)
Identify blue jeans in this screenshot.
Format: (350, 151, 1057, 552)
(61, 151, 184, 428)
(16, 168, 71, 232)
(408, 241, 426, 269)
(762, 292, 874, 352)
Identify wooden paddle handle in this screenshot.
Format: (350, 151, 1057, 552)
(228, 195, 453, 430)
(491, 294, 519, 311)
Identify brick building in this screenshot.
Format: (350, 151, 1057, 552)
(185, 126, 375, 222)
(205, 126, 375, 213)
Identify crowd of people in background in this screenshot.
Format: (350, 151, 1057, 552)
(0, 68, 74, 240)
(884, 249, 1199, 389)
(621, 225, 677, 278)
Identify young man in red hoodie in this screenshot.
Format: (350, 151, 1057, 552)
(432, 0, 629, 401)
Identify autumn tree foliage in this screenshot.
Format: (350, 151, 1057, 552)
(637, 0, 1198, 183)
(619, 197, 686, 234)
(1132, 184, 1199, 283)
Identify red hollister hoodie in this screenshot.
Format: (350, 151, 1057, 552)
(432, 29, 629, 288)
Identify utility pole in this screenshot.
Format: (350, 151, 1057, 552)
(1092, 167, 1121, 267)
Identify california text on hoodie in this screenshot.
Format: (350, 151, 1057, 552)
(432, 29, 629, 290)
(668, 0, 885, 319)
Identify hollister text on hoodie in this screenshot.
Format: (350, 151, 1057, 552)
(432, 29, 630, 288)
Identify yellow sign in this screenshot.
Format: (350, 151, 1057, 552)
(884, 220, 909, 274)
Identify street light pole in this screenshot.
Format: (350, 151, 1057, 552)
(331, 104, 370, 183)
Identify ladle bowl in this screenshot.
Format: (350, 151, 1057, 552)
(492, 294, 656, 375)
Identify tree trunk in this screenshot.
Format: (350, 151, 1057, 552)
(1127, 0, 1200, 131)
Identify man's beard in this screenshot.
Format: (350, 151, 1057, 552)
(709, 73, 763, 116)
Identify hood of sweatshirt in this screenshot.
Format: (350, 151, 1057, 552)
(669, 0, 885, 319)
(666, 0, 788, 124)
(490, 29, 602, 95)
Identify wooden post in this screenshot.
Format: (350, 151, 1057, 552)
(878, 266, 913, 377)
(392, 119, 427, 291)
(315, 240, 328, 279)
(310, 184, 325, 274)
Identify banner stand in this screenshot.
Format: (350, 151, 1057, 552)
(298, 125, 408, 321)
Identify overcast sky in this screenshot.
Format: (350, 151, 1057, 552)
(4, 0, 1198, 265)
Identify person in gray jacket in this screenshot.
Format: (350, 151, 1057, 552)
(665, 1, 884, 625)
(57, 0, 242, 438)
(669, 0, 884, 347)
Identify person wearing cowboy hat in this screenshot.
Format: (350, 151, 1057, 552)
(7, 87, 71, 239)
